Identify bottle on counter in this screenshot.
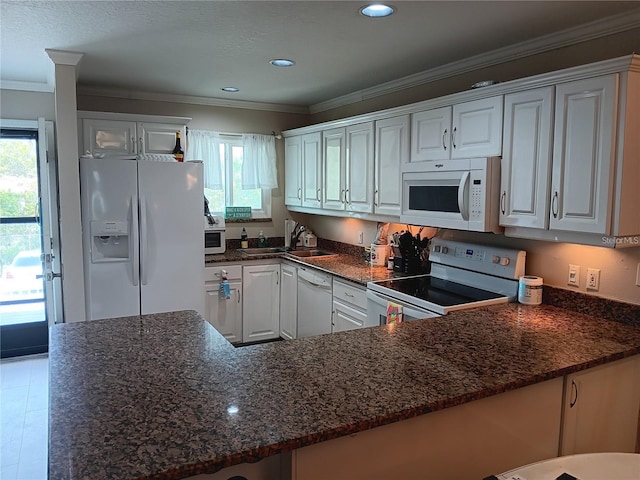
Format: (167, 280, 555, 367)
(241, 227, 248, 249)
(258, 230, 267, 248)
(172, 131, 184, 162)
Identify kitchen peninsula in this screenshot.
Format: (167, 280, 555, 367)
(49, 301, 640, 480)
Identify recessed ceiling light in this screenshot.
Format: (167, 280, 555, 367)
(221, 87, 239, 92)
(270, 58, 295, 67)
(360, 3, 395, 17)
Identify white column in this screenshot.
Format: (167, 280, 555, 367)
(46, 49, 86, 322)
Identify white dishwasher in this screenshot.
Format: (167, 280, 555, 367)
(297, 266, 333, 338)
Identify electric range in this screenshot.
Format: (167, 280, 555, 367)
(366, 239, 526, 325)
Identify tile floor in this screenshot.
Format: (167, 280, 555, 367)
(0, 354, 48, 480)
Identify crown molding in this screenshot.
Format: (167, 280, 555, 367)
(76, 85, 310, 115)
(0, 80, 53, 93)
(310, 8, 640, 114)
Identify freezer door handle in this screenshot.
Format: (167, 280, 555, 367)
(131, 195, 140, 286)
(140, 195, 148, 285)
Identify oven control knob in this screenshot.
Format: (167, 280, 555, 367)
(433, 245, 441, 253)
(499, 257, 510, 266)
(441, 247, 449, 254)
(492, 255, 500, 264)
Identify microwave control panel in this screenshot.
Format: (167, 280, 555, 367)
(470, 178, 484, 219)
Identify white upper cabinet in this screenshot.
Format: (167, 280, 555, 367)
(411, 96, 503, 162)
(82, 118, 138, 157)
(79, 112, 189, 158)
(138, 122, 186, 155)
(345, 122, 374, 213)
(322, 127, 346, 210)
(322, 122, 374, 213)
(285, 135, 302, 206)
(374, 115, 409, 216)
(301, 132, 322, 208)
(285, 133, 322, 208)
(549, 75, 617, 234)
(500, 87, 554, 229)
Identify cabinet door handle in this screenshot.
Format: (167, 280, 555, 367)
(552, 191, 559, 218)
(345, 188, 350, 204)
(442, 129, 448, 151)
(131, 136, 136, 152)
(276, 271, 279, 285)
(344, 292, 354, 298)
(316, 188, 321, 202)
(500, 191, 506, 215)
(297, 187, 302, 200)
(374, 189, 379, 207)
(139, 137, 143, 152)
(452, 127, 457, 149)
(570, 380, 578, 408)
(237, 289, 241, 304)
(340, 188, 345, 204)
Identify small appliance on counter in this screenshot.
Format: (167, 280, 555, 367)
(205, 215, 226, 254)
(303, 231, 317, 248)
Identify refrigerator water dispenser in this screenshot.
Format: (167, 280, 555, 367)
(90, 220, 130, 262)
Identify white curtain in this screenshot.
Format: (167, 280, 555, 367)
(185, 129, 223, 190)
(242, 134, 278, 190)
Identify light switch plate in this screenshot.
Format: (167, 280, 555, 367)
(568, 264, 580, 287)
(636, 263, 640, 287)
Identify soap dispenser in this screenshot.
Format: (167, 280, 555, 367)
(258, 230, 267, 248)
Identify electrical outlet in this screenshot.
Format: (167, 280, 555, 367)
(567, 264, 580, 287)
(358, 231, 363, 245)
(636, 263, 640, 287)
(586, 268, 600, 291)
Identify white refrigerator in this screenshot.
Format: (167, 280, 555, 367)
(80, 158, 204, 320)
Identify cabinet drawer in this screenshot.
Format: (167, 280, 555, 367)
(332, 279, 367, 311)
(205, 265, 242, 281)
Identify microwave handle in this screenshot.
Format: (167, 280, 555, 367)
(458, 171, 470, 220)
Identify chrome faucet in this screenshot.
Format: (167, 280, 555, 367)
(288, 223, 306, 251)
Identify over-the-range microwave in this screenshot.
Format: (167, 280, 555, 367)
(400, 157, 502, 233)
(204, 215, 226, 254)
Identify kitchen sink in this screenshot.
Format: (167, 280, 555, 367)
(239, 247, 287, 256)
(287, 249, 338, 258)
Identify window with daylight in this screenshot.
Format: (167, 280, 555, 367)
(187, 131, 275, 218)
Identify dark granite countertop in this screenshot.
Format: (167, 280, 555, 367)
(205, 248, 396, 285)
(49, 304, 640, 480)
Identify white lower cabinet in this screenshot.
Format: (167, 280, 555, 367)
(280, 262, 298, 340)
(204, 265, 242, 344)
(291, 378, 563, 480)
(560, 355, 640, 455)
(183, 453, 283, 479)
(242, 263, 281, 343)
(332, 279, 368, 332)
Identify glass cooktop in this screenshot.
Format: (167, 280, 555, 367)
(374, 275, 505, 307)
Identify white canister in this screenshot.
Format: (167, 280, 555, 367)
(370, 244, 389, 266)
(518, 276, 543, 305)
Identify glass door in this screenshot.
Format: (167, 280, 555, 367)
(0, 122, 58, 358)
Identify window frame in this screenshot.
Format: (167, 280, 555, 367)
(213, 135, 271, 219)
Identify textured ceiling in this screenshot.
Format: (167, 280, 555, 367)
(1, 1, 639, 110)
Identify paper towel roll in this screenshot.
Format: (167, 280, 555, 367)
(518, 276, 543, 305)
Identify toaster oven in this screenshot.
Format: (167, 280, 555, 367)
(205, 215, 226, 254)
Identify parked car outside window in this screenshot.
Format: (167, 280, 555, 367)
(0, 249, 43, 302)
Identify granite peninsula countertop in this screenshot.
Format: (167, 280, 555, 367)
(205, 248, 396, 285)
(49, 304, 640, 480)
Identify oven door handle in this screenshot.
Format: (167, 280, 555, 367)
(458, 171, 470, 221)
